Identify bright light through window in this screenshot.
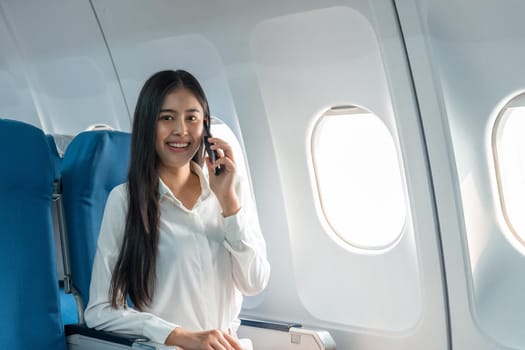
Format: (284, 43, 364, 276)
(493, 105, 525, 242)
(311, 107, 406, 249)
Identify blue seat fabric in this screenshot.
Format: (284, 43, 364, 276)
(46, 134, 62, 177)
(0, 119, 66, 350)
(61, 130, 131, 309)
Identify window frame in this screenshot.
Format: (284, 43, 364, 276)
(492, 94, 525, 246)
(309, 106, 407, 250)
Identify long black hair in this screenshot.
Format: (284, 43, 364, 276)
(110, 70, 210, 310)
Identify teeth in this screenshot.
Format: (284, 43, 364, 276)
(168, 142, 189, 148)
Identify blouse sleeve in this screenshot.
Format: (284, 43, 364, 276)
(222, 176, 271, 295)
(84, 185, 177, 344)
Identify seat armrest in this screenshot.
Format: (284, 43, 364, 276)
(65, 324, 177, 350)
(240, 318, 302, 332)
(238, 318, 336, 350)
(65, 324, 148, 346)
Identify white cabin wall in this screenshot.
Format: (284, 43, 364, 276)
(0, 4, 41, 128)
(429, 1, 525, 348)
(0, 0, 130, 135)
(251, 4, 422, 330)
(397, 0, 525, 348)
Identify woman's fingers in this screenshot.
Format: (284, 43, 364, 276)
(165, 328, 241, 350)
(224, 333, 243, 350)
(213, 155, 236, 173)
(213, 334, 231, 350)
(210, 330, 241, 350)
(206, 154, 236, 174)
(207, 137, 234, 162)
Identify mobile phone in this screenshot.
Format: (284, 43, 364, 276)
(203, 120, 222, 176)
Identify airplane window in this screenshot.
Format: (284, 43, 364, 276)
(311, 106, 406, 249)
(493, 95, 525, 243)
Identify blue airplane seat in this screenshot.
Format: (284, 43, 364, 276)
(46, 134, 62, 176)
(61, 130, 131, 315)
(46, 134, 79, 324)
(59, 284, 79, 325)
(0, 119, 66, 350)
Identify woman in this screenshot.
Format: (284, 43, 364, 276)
(85, 70, 270, 350)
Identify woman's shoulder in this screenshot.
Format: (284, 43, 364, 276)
(105, 182, 129, 208)
(110, 182, 128, 195)
(108, 182, 127, 197)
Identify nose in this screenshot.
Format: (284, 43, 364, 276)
(171, 118, 187, 135)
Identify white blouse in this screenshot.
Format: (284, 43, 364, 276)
(84, 162, 270, 344)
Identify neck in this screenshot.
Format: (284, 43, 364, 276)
(158, 163, 194, 190)
(158, 162, 202, 210)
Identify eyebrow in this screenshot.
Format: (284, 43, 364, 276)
(159, 108, 202, 114)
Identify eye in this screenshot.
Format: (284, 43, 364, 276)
(159, 115, 174, 121)
(187, 115, 198, 122)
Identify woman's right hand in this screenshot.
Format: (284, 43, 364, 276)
(165, 327, 243, 350)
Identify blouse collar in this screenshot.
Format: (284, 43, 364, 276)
(158, 161, 212, 207)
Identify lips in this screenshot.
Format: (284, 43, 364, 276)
(165, 141, 191, 153)
(167, 142, 189, 148)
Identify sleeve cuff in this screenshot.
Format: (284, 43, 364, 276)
(222, 206, 248, 243)
(143, 317, 179, 344)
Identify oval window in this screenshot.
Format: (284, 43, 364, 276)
(311, 106, 406, 249)
(493, 94, 525, 243)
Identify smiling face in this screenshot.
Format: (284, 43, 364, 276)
(155, 88, 205, 172)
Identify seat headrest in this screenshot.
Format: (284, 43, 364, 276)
(61, 130, 131, 193)
(0, 119, 58, 192)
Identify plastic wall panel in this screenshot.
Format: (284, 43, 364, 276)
(425, 1, 525, 348)
(396, 0, 525, 348)
(0, 0, 129, 134)
(91, 1, 242, 142)
(0, 6, 40, 127)
(252, 6, 421, 331)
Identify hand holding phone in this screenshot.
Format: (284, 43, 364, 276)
(203, 121, 222, 176)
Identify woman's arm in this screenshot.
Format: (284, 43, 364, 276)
(222, 176, 271, 295)
(205, 137, 271, 295)
(84, 186, 177, 344)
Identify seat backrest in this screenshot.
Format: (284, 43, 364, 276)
(0, 119, 66, 350)
(46, 134, 63, 177)
(61, 130, 131, 309)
